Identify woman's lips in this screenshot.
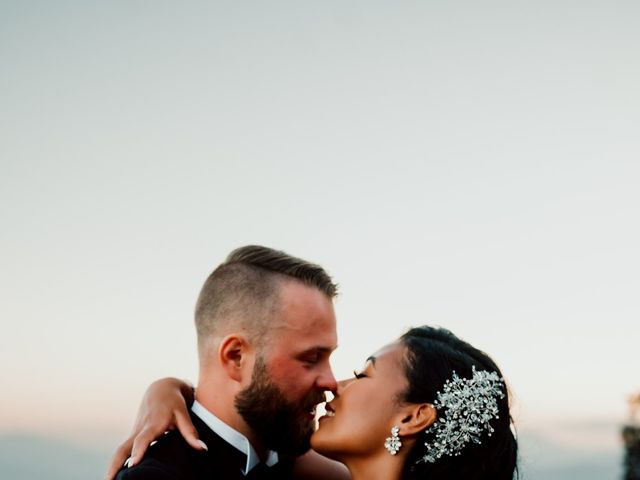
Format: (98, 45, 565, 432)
(318, 403, 336, 421)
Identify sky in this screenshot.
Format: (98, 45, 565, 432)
(1, 0, 639, 474)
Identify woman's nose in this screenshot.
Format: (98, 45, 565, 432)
(336, 377, 354, 393)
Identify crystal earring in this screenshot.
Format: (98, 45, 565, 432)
(384, 426, 402, 455)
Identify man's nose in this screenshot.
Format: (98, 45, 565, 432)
(316, 363, 338, 394)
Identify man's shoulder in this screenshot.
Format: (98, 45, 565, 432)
(114, 411, 297, 480)
(115, 431, 204, 480)
(115, 459, 180, 480)
(114, 411, 256, 480)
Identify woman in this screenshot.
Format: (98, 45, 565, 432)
(108, 326, 518, 479)
(312, 326, 517, 479)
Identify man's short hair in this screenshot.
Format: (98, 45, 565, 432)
(195, 245, 337, 354)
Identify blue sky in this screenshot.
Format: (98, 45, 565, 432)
(1, 2, 638, 474)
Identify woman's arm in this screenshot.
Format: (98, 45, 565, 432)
(105, 377, 205, 480)
(105, 378, 350, 480)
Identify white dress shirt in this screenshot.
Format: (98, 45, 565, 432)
(191, 400, 279, 475)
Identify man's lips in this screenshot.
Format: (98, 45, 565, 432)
(301, 402, 320, 419)
(301, 395, 327, 419)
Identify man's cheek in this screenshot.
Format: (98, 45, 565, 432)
(281, 372, 316, 398)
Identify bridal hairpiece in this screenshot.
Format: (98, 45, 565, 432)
(420, 366, 505, 464)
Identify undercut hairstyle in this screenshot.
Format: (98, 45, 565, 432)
(194, 245, 337, 355)
(399, 326, 518, 480)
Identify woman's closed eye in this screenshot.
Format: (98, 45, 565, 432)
(353, 370, 367, 379)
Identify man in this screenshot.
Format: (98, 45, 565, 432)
(114, 245, 339, 479)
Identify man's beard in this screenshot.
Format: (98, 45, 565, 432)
(235, 357, 325, 456)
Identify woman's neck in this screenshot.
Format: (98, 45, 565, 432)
(343, 451, 405, 480)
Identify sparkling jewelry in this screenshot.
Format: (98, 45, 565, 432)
(420, 366, 505, 464)
(384, 426, 402, 455)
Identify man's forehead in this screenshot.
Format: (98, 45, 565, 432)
(278, 279, 333, 306)
(274, 285, 336, 327)
(265, 326, 338, 356)
(269, 328, 338, 351)
(264, 280, 337, 352)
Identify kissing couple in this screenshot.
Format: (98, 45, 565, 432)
(107, 245, 518, 480)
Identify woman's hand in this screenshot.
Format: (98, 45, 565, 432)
(105, 377, 206, 480)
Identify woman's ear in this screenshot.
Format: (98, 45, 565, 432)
(218, 334, 251, 382)
(398, 403, 437, 435)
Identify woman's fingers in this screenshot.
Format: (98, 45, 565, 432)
(105, 424, 166, 479)
(129, 426, 166, 466)
(105, 436, 134, 480)
(103, 378, 197, 478)
(175, 409, 207, 451)
(105, 418, 204, 480)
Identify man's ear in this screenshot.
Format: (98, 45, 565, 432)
(398, 403, 437, 436)
(218, 334, 251, 382)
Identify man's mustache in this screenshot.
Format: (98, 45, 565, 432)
(300, 392, 326, 412)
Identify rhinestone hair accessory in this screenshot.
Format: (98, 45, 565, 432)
(421, 366, 505, 464)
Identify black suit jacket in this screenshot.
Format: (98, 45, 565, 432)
(115, 412, 294, 480)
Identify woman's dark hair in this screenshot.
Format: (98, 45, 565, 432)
(399, 326, 518, 480)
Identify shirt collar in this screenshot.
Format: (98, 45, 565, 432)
(191, 400, 279, 475)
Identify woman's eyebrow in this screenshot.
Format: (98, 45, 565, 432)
(365, 355, 377, 366)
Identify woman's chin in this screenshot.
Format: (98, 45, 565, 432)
(310, 431, 338, 460)
(310, 432, 322, 452)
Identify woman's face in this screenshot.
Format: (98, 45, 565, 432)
(310, 342, 409, 460)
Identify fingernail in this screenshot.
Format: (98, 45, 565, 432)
(124, 456, 133, 468)
(197, 440, 208, 451)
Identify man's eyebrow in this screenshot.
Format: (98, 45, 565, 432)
(297, 346, 335, 356)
